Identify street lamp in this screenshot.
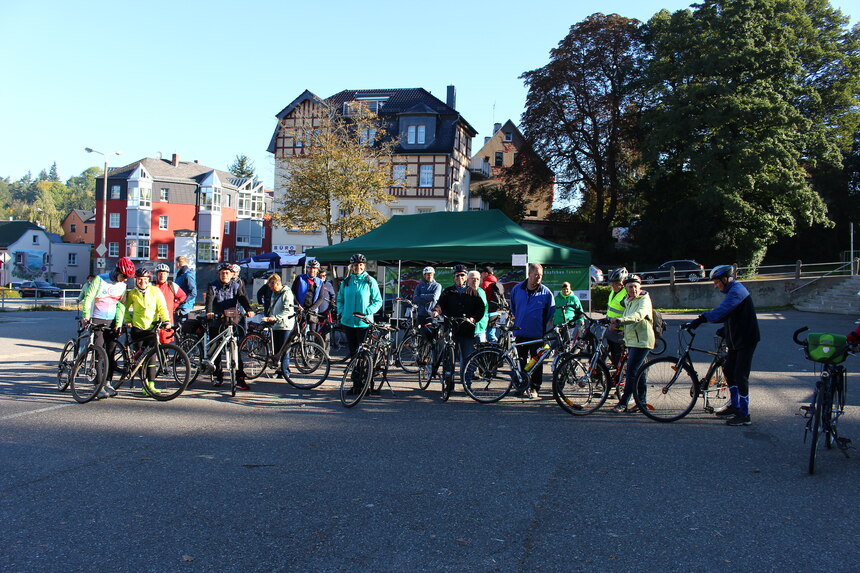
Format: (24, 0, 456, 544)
(85, 147, 122, 269)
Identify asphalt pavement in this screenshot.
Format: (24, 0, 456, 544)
(1, 309, 859, 572)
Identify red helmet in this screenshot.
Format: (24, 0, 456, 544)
(117, 257, 136, 277)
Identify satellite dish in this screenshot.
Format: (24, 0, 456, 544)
(155, 152, 163, 160)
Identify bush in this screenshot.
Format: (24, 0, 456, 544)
(0, 288, 22, 299)
(590, 285, 611, 312)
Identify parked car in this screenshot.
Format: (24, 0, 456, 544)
(590, 265, 604, 285)
(18, 281, 62, 297)
(641, 260, 706, 284)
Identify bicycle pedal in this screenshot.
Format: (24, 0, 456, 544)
(798, 405, 811, 418)
(836, 437, 852, 450)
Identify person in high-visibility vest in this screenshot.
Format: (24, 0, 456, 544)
(605, 267, 628, 368)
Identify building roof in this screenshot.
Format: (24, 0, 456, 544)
(268, 87, 477, 154)
(104, 157, 257, 192)
(0, 221, 42, 248)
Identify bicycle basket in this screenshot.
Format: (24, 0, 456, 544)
(805, 332, 848, 364)
(158, 327, 175, 344)
(182, 317, 205, 335)
(223, 307, 241, 325)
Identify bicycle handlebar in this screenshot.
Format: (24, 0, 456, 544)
(793, 326, 809, 346)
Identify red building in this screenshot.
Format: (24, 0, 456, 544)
(94, 154, 272, 272)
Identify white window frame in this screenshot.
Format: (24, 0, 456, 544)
(160, 188, 169, 202)
(159, 215, 168, 230)
(109, 213, 120, 228)
(407, 125, 427, 145)
(224, 221, 231, 234)
(68, 253, 77, 266)
(504, 131, 513, 142)
(110, 185, 121, 199)
(108, 242, 119, 257)
(419, 165, 433, 188)
(157, 243, 169, 259)
(393, 165, 406, 186)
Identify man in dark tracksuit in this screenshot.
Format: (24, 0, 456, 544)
(688, 265, 759, 426)
(206, 262, 255, 389)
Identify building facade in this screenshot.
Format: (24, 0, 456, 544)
(93, 154, 272, 274)
(267, 86, 478, 252)
(469, 120, 554, 220)
(61, 209, 96, 244)
(0, 221, 92, 286)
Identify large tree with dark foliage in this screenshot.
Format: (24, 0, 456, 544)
(520, 13, 646, 254)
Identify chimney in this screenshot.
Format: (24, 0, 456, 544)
(446, 85, 456, 109)
(172, 153, 179, 167)
(484, 137, 491, 145)
(194, 160, 199, 164)
(493, 123, 501, 134)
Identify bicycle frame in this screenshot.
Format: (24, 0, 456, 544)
(659, 327, 727, 410)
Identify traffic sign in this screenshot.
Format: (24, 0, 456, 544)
(96, 244, 107, 257)
(0, 252, 9, 264)
(96, 258, 106, 269)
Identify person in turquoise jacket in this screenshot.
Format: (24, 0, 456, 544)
(336, 253, 382, 360)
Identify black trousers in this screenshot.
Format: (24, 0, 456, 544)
(91, 318, 118, 383)
(343, 325, 369, 358)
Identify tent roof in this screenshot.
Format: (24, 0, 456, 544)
(306, 210, 589, 266)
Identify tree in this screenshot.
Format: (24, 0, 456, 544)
(48, 162, 60, 182)
(64, 167, 99, 211)
(520, 13, 647, 254)
(228, 154, 256, 179)
(273, 104, 396, 245)
(637, 0, 858, 267)
(473, 183, 529, 223)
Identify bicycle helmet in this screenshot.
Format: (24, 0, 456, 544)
(135, 268, 151, 278)
(116, 257, 136, 278)
(623, 274, 641, 285)
(710, 265, 734, 281)
(155, 263, 170, 273)
(218, 262, 233, 272)
(231, 263, 241, 274)
(608, 267, 628, 283)
(350, 253, 367, 264)
(452, 264, 468, 274)
(307, 260, 321, 269)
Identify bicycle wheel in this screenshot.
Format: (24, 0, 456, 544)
(340, 351, 373, 408)
(326, 325, 348, 359)
(111, 341, 130, 390)
(808, 385, 825, 474)
(552, 354, 609, 415)
(228, 338, 238, 397)
(142, 343, 191, 401)
(57, 340, 76, 392)
(287, 341, 330, 389)
(179, 334, 203, 384)
(440, 346, 455, 402)
(416, 337, 434, 390)
(650, 336, 667, 356)
(462, 347, 515, 403)
(239, 333, 269, 380)
(70, 344, 108, 403)
(634, 357, 698, 422)
(396, 332, 421, 373)
(702, 358, 730, 413)
(826, 373, 845, 449)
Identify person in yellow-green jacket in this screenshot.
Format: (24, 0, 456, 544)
(123, 267, 171, 396)
(609, 274, 655, 413)
(605, 267, 628, 367)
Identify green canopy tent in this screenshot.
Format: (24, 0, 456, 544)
(305, 210, 590, 267)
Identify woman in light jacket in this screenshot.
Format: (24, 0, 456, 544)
(609, 274, 655, 413)
(262, 274, 296, 383)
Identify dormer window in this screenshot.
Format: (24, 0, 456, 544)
(344, 98, 386, 116)
(407, 125, 426, 145)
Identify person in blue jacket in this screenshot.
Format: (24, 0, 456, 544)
(412, 266, 441, 324)
(509, 263, 555, 399)
(291, 259, 323, 312)
(688, 264, 760, 426)
(336, 253, 382, 358)
(173, 255, 197, 319)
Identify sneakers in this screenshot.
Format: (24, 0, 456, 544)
(625, 404, 640, 414)
(527, 388, 540, 400)
(715, 406, 741, 419)
(141, 380, 160, 397)
(725, 413, 751, 426)
(103, 383, 118, 398)
(236, 379, 250, 391)
(611, 403, 627, 413)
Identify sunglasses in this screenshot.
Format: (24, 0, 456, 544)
(454, 273, 467, 277)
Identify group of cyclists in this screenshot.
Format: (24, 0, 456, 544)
(71, 251, 764, 428)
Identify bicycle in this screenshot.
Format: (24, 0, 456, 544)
(417, 315, 474, 401)
(461, 325, 559, 403)
(63, 322, 111, 403)
(109, 321, 192, 401)
(238, 317, 331, 390)
(178, 309, 244, 396)
(793, 327, 853, 474)
(631, 324, 730, 422)
(57, 315, 86, 392)
(339, 313, 397, 408)
(392, 299, 432, 374)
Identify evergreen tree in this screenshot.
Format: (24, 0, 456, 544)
(228, 155, 256, 179)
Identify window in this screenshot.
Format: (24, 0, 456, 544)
(223, 248, 229, 261)
(157, 243, 168, 259)
(110, 185, 121, 199)
(360, 128, 377, 146)
(224, 194, 231, 208)
(419, 165, 433, 187)
(200, 186, 221, 211)
(128, 187, 151, 208)
(68, 276, 76, 284)
(159, 215, 168, 230)
(32, 235, 39, 244)
(68, 253, 77, 266)
(529, 210, 538, 217)
(393, 165, 406, 186)
(417, 207, 432, 214)
(160, 188, 169, 202)
(84, 225, 88, 233)
(224, 221, 231, 234)
(235, 248, 245, 260)
(126, 239, 149, 259)
(70, 224, 77, 233)
(15, 252, 23, 265)
(495, 152, 504, 167)
(108, 242, 119, 257)
(390, 207, 405, 216)
(197, 238, 220, 263)
(109, 213, 120, 228)
(407, 125, 426, 145)
(504, 131, 513, 142)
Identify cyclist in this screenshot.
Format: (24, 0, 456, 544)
(337, 253, 382, 392)
(509, 262, 555, 399)
(688, 264, 760, 426)
(123, 268, 172, 396)
(173, 255, 197, 320)
(292, 260, 323, 312)
(605, 267, 628, 367)
(467, 270, 489, 343)
(261, 273, 297, 383)
(479, 265, 507, 343)
(205, 262, 256, 390)
(609, 274, 655, 413)
(554, 281, 584, 327)
(81, 257, 135, 399)
(412, 266, 441, 325)
(153, 263, 187, 323)
(432, 264, 485, 377)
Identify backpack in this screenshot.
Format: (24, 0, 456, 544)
(488, 281, 507, 312)
(651, 309, 666, 339)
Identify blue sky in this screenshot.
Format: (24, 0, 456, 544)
(1, 0, 856, 190)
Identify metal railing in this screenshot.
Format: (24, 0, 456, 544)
(639, 259, 856, 286)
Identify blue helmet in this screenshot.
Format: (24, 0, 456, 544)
(710, 265, 734, 281)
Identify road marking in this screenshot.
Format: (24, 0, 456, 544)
(0, 403, 73, 420)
